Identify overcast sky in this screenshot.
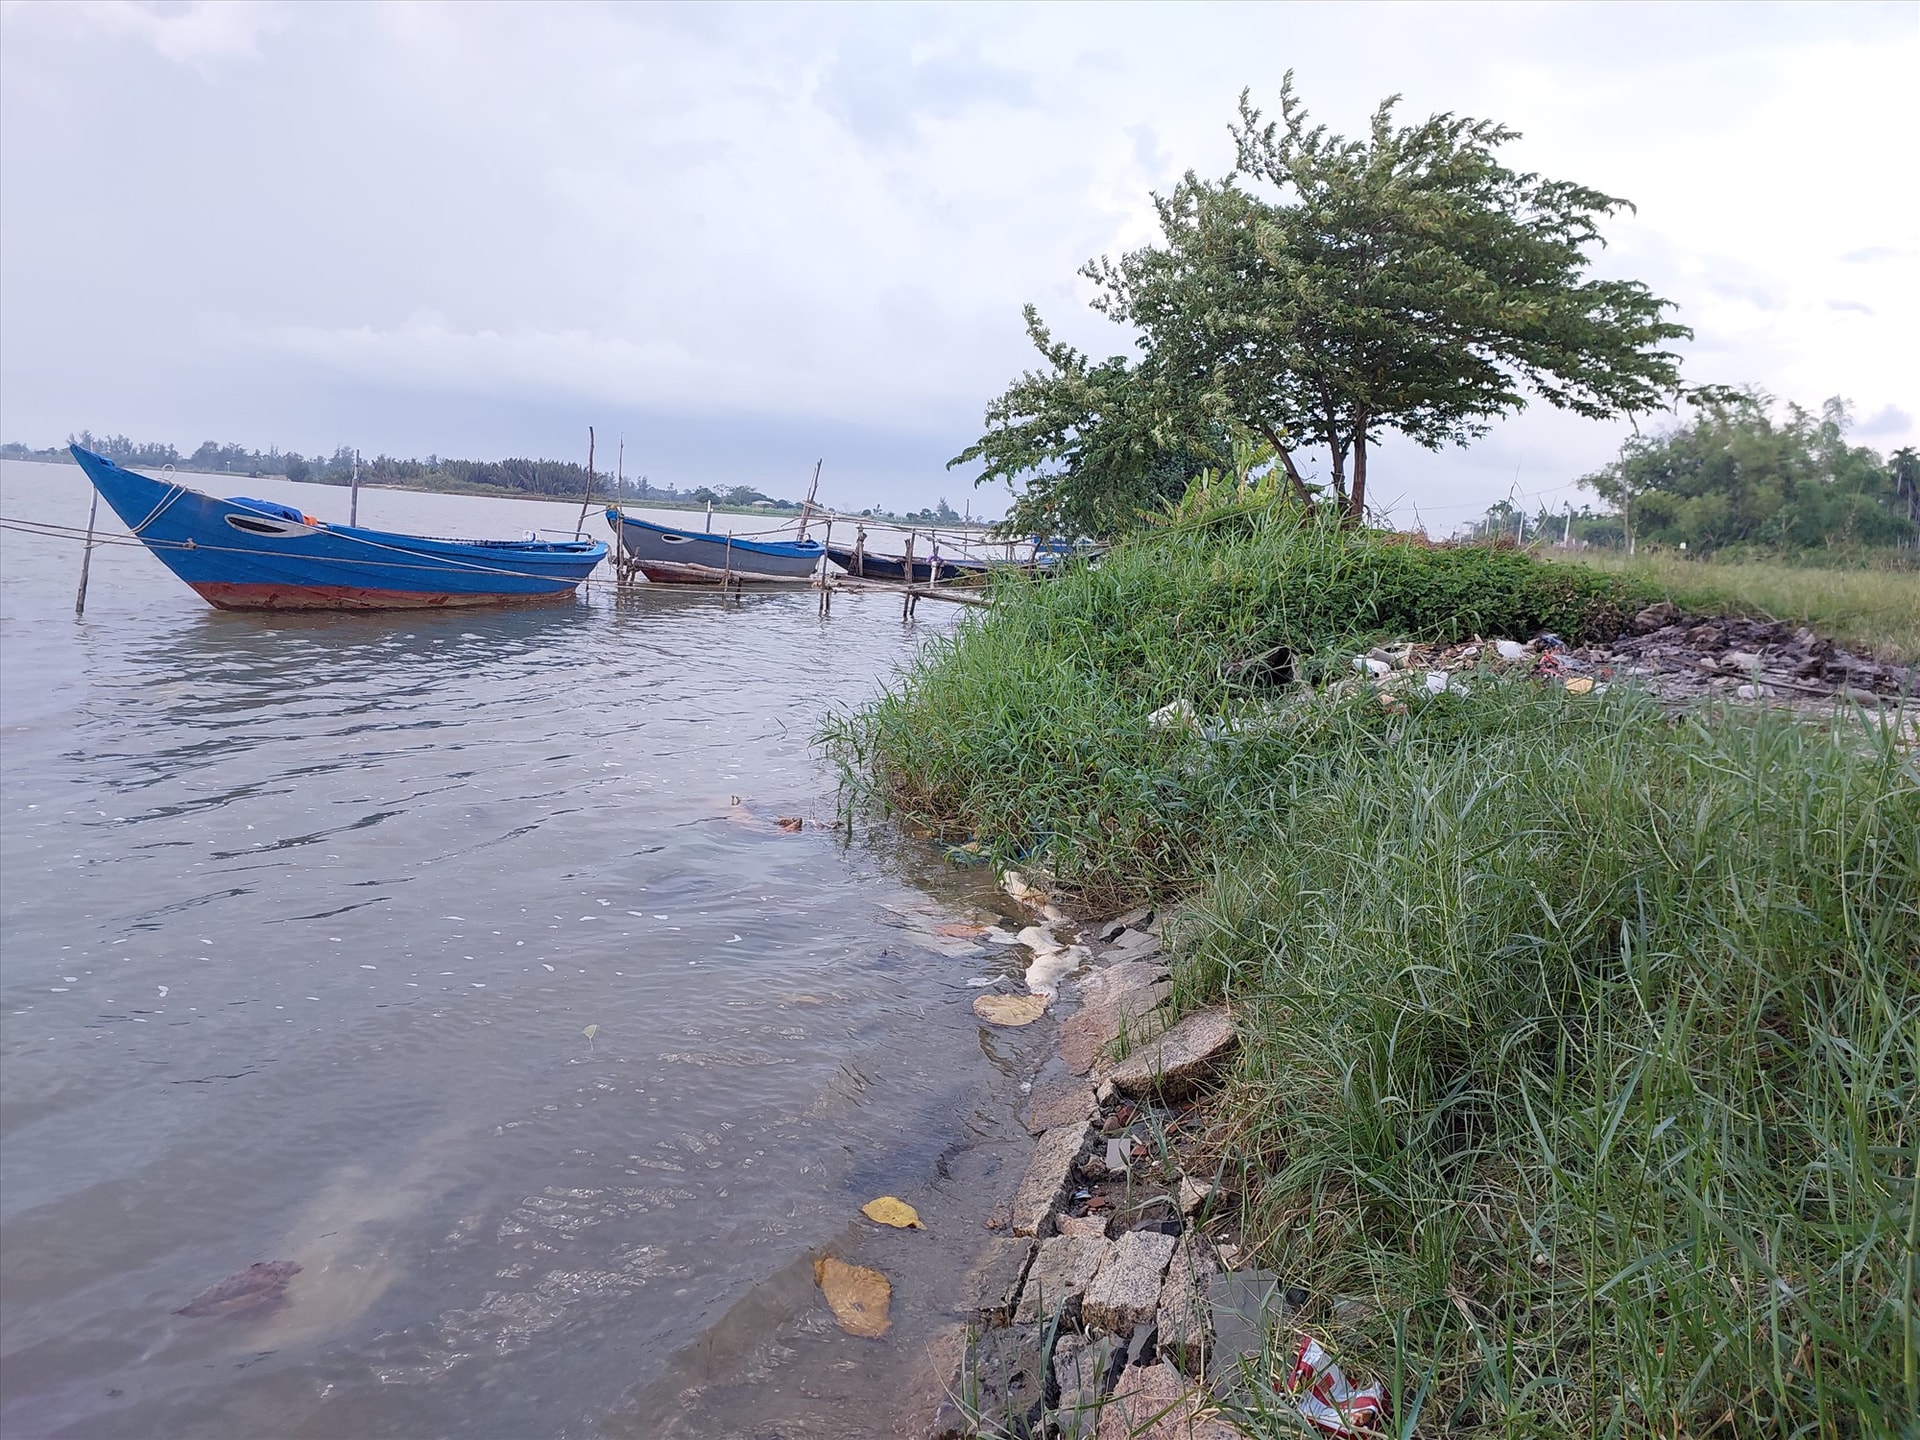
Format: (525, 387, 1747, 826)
(2, 1, 1913, 524)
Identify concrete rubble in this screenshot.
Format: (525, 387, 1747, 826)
(933, 901, 1319, 1438)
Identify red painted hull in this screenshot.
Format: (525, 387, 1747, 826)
(189, 582, 582, 612)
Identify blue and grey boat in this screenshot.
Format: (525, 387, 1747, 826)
(604, 508, 826, 584)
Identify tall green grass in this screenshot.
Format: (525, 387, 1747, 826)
(828, 509, 1650, 901)
(829, 510, 1918, 1436)
(1184, 700, 1917, 1436)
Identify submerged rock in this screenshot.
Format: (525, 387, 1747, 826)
(174, 1260, 302, 1318)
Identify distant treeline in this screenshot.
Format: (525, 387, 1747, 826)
(1465, 394, 1918, 555)
(1, 433, 803, 509)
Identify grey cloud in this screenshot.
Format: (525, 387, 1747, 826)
(818, 34, 1036, 145)
(1856, 405, 1913, 438)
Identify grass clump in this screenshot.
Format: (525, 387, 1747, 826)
(828, 508, 1650, 898)
(830, 509, 1919, 1435)
(1186, 702, 1917, 1435)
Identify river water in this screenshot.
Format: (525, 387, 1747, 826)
(0, 460, 1046, 1438)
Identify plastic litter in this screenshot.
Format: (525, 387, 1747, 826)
(1492, 639, 1528, 660)
(1147, 698, 1197, 731)
(1352, 656, 1392, 677)
(1282, 1333, 1388, 1435)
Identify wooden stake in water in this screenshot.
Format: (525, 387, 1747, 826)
(575, 426, 596, 540)
(798, 458, 823, 543)
(349, 449, 361, 527)
(73, 486, 101, 617)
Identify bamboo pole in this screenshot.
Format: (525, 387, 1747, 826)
(73, 486, 100, 617)
(819, 517, 833, 616)
(575, 427, 595, 540)
(797, 458, 823, 542)
(349, 449, 361, 527)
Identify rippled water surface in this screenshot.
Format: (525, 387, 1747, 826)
(1, 461, 1043, 1438)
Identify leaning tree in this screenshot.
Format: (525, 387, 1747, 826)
(961, 76, 1692, 530)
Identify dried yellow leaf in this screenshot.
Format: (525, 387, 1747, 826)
(972, 992, 1049, 1027)
(861, 1196, 924, 1229)
(814, 1256, 891, 1338)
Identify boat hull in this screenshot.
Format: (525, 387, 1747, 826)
(606, 509, 825, 584)
(824, 547, 981, 584)
(70, 447, 606, 611)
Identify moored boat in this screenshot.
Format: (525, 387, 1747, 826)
(822, 546, 985, 584)
(70, 445, 606, 611)
(605, 508, 825, 584)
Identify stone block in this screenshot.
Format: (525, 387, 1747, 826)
(1048, 1332, 1125, 1440)
(1026, 1074, 1097, 1135)
(1155, 1237, 1218, 1376)
(1061, 979, 1172, 1075)
(960, 1236, 1037, 1326)
(1093, 1362, 1240, 1440)
(1011, 1122, 1091, 1237)
(952, 1323, 1049, 1439)
(1107, 1007, 1237, 1101)
(1083, 1229, 1178, 1334)
(1014, 1233, 1112, 1324)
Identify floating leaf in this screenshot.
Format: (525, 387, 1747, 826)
(973, 992, 1048, 1027)
(582, 1024, 599, 1041)
(937, 922, 987, 939)
(862, 1196, 924, 1229)
(775, 816, 803, 833)
(814, 1256, 891, 1337)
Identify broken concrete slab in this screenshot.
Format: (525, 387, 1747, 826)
(1084, 1229, 1179, 1334)
(1204, 1269, 1298, 1402)
(1107, 1007, 1237, 1101)
(916, 1325, 973, 1440)
(1048, 1331, 1125, 1440)
(1014, 1233, 1112, 1325)
(959, 1236, 1038, 1326)
(1061, 980, 1172, 1075)
(1093, 1362, 1240, 1440)
(950, 1323, 1049, 1439)
(1026, 1074, 1097, 1135)
(1156, 1236, 1218, 1377)
(1103, 927, 1164, 962)
(1078, 958, 1172, 1007)
(1012, 1122, 1092, 1237)
(1057, 1212, 1110, 1241)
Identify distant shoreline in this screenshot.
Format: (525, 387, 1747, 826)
(0, 454, 996, 531)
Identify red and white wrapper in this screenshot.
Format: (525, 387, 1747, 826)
(1281, 1333, 1389, 1436)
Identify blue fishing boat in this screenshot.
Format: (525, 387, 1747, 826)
(70, 445, 607, 611)
(605, 507, 826, 584)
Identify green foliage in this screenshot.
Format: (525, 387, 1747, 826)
(833, 517, 1915, 1433)
(960, 73, 1689, 527)
(826, 508, 1647, 892)
(947, 306, 1231, 541)
(1583, 391, 1916, 552)
(1186, 706, 1916, 1436)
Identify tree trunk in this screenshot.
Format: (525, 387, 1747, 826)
(1261, 427, 1318, 509)
(1348, 428, 1368, 524)
(1327, 436, 1348, 509)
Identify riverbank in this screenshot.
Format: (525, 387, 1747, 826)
(1546, 547, 1920, 664)
(832, 507, 1918, 1436)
